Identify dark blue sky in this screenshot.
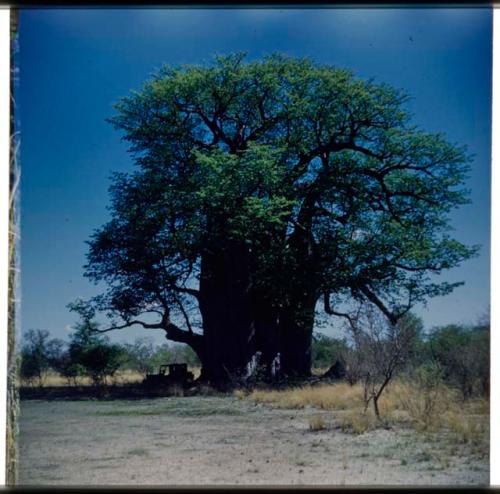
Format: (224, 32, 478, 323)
(18, 8, 492, 344)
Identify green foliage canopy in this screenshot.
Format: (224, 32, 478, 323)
(68, 318, 125, 385)
(81, 53, 476, 340)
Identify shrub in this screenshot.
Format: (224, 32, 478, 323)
(121, 337, 156, 376)
(19, 329, 51, 386)
(148, 342, 200, 371)
(426, 323, 489, 399)
(311, 334, 349, 370)
(68, 320, 125, 386)
(396, 362, 451, 431)
(345, 306, 421, 419)
(20, 352, 44, 386)
(45, 338, 83, 385)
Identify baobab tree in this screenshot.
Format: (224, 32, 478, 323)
(72, 53, 476, 385)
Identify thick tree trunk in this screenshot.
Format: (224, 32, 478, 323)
(193, 189, 321, 383)
(277, 192, 319, 378)
(198, 240, 256, 385)
(278, 290, 317, 377)
(252, 296, 280, 379)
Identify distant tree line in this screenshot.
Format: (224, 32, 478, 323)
(21, 311, 489, 403)
(19, 321, 199, 387)
(311, 312, 489, 406)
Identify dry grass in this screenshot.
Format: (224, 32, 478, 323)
(311, 367, 330, 376)
(233, 389, 249, 400)
(247, 382, 409, 415)
(340, 409, 377, 434)
(308, 414, 328, 431)
(390, 381, 454, 431)
(393, 381, 489, 442)
(461, 396, 490, 416)
(21, 370, 145, 387)
(442, 408, 489, 451)
(444, 412, 484, 441)
(243, 380, 489, 444)
(249, 383, 363, 410)
(21, 367, 202, 387)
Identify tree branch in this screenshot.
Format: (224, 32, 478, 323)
(356, 285, 399, 325)
(323, 291, 355, 326)
(94, 319, 164, 333)
(173, 293, 195, 334)
(163, 318, 204, 354)
(173, 285, 200, 300)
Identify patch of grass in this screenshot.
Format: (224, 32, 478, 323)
(174, 406, 245, 417)
(127, 448, 149, 456)
(308, 414, 328, 431)
(380, 447, 394, 459)
(340, 410, 376, 435)
(154, 442, 174, 448)
(341, 450, 348, 470)
(37, 475, 66, 481)
(439, 456, 450, 469)
(443, 410, 489, 446)
(21, 370, 144, 387)
(21, 367, 203, 388)
(89, 456, 125, 463)
(395, 380, 455, 431)
(465, 397, 490, 415)
(234, 389, 249, 400)
(247, 380, 489, 452)
(294, 457, 312, 467)
(414, 449, 433, 463)
(91, 464, 120, 470)
(93, 398, 249, 418)
(249, 383, 363, 411)
(37, 463, 61, 469)
(246, 380, 455, 419)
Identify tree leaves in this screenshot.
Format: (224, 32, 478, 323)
(82, 53, 476, 337)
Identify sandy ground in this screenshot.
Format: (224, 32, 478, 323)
(18, 396, 489, 486)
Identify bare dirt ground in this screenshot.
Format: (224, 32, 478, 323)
(18, 396, 489, 486)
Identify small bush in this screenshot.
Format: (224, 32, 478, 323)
(20, 329, 52, 386)
(396, 363, 452, 431)
(426, 323, 489, 400)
